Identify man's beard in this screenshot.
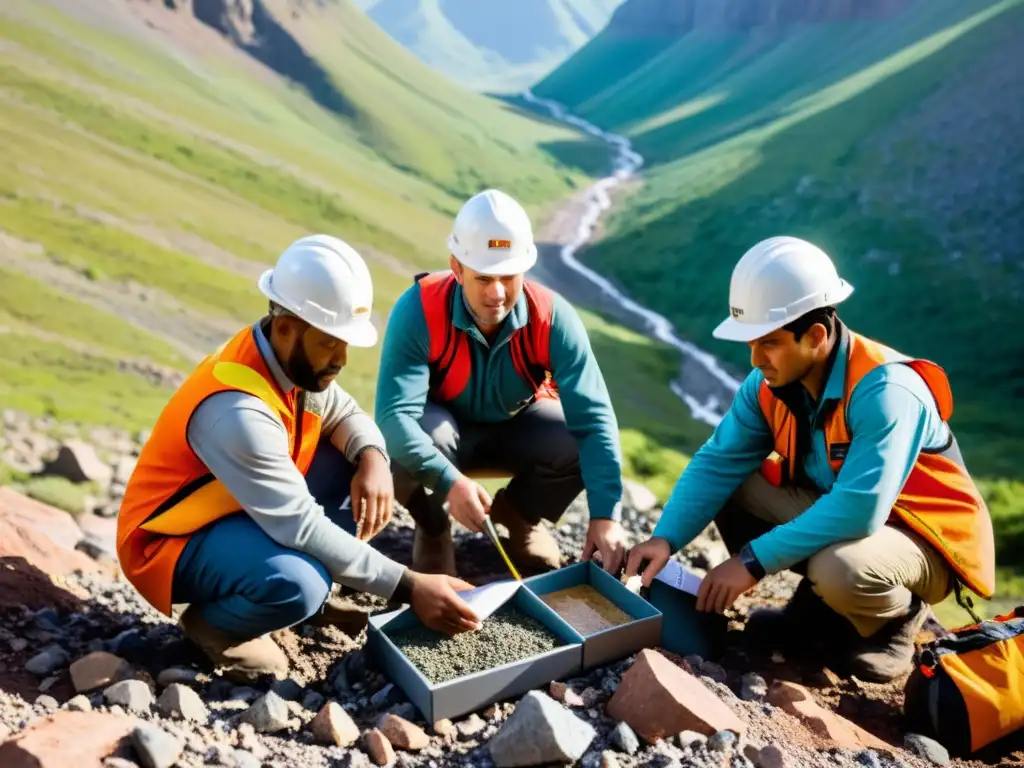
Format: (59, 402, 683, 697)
(288, 338, 340, 392)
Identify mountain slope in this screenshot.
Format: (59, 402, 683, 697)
(0, 0, 699, 494)
(533, 0, 1024, 616)
(367, 0, 625, 92)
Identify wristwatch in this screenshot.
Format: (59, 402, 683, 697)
(739, 542, 766, 580)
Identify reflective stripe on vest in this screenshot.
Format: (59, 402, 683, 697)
(116, 325, 323, 616)
(415, 271, 558, 402)
(756, 330, 996, 599)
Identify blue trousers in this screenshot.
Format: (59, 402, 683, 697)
(171, 443, 359, 638)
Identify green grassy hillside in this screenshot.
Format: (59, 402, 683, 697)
(535, 0, 1024, 620)
(367, 0, 624, 92)
(0, 0, 700, 504)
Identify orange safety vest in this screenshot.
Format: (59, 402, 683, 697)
(116, 325, 323, 616)
(415, 271, 558, 403)
(757, 330, 996, 599)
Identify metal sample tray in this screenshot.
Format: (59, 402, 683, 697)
(367, 584, 584, 723)
(524, 561, 663, 669)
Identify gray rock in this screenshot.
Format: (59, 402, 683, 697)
(65, 694, 92, 712)
(302, 690, 325, 712)
(157, 683, 209, 722)
(700, 661, 728, 684)
(271, 677, 304, 701)
(740, 672, 768, 702)
(156, 667, 201, 687)
(25, 645, 69, 676)
(677, 730, 707, 748)
(601, 676, 619, 694)
(104, 680, 154, 714)
(370, 682, 395, 708)
(240, 691, 290, 733)
(131, 724, 183, 768)
(757, 744, 788, 768)
(855, 750, 882, 768)
(904, 734, 951, 766)
(708, 730, 737, 752)
(34, 694, 58, 710)
(610, 721, 639, 755)
(488, 690, 596, 767)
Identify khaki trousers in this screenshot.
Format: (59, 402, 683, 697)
(715, 472, 953, 637)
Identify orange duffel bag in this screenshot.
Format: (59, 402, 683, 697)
(904, 603, 1024, 757)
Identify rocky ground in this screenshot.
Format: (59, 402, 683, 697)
(1, 407, 1022, 768)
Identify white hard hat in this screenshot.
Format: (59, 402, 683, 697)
(713, 236, 854, 343)
(258, 234, 377, 347)
(446, 189, 537, 275)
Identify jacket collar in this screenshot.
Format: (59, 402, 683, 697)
(254, 320, 296, 394)
(452, 281, 529, 346)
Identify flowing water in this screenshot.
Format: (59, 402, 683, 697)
(521, 89, 742, 427)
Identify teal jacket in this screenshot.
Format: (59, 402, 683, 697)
(653, 324, 952, 573)
(375, 278, 624, 521)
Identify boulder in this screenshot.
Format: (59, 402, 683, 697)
(488, 690, 596, 767)
(606, 649, 745, 743)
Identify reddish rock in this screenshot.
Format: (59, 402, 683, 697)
(310, 702, 359, 747)
(767, 681, 890, 750)
(433, 719, 456, 739)
(0, 710, 137, 767)
(378, 714, 428, 750)
(365, 728, 395, 766)
(606, 649, 745, 743)
(0, 489, 99, 577)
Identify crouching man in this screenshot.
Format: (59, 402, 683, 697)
(118, 235, 480, 683)
(626, 236, 996, 682)
(375, 189, 629, 577)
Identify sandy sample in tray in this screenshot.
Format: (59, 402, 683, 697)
(387, 603, 561, 685)
(539, 584, 632, 635)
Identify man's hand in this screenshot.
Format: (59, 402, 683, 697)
(446, 475, 491, 533)
(624, 536, 672, 588)
(582, 519, 629, 574)
(407, 572, 482, 635)
(695, 554, 758, 614)
(351, 448, 394, 541)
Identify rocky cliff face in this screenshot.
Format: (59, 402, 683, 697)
(606, 0, 912, 36)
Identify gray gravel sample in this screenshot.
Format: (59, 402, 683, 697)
(388, 604, 561, 684)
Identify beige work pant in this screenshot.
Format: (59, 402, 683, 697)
(716, 472, 954, 637)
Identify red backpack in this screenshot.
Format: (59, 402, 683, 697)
(414, 271, 558, 403)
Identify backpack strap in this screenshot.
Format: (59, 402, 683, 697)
(416, 271, 471, 402)
(510, 280, 558, 399)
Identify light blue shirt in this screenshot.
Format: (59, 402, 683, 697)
(652, 326, 952, 574)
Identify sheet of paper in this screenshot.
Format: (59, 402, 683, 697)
(653, 559, 703, 597)
(456, 580, 521, 622)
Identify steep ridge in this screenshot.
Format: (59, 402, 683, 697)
(367, 0, 624, 91)
(531, 0, 1024, 618)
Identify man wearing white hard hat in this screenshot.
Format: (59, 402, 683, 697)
(626, 236, 995, 682)
(118, 235, 482, 683)
(375, 189, 629, 578)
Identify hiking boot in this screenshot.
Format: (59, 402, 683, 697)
(305, 593, 371, 635)
(743, 577, 851, 658)
(488, 491, 562, 574)
(179, 606, 289, 684)
(841, 597, 931, 683)
(412, 522, 457, 576)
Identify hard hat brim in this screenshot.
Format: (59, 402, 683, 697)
(712, 316, 792, 343)
(258, 269, 378, 347)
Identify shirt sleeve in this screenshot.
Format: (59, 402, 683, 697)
(374, 286, 461, 498)
(652, 370, 775, 552)
(318, 383, 390, 464)
(748, 364, 945, 574)
(187, 391, 406, 598)
(547, 295, 624, 521)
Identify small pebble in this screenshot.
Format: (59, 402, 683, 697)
(904, 733, 951, 766)
(708, 729, 737, 752)
(65, 694, 92, 712)
(131, 723, 183, 768)
(856, 750, 883, 768)
(34, 694, 58, 710)
(610, 721, 639, 755)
